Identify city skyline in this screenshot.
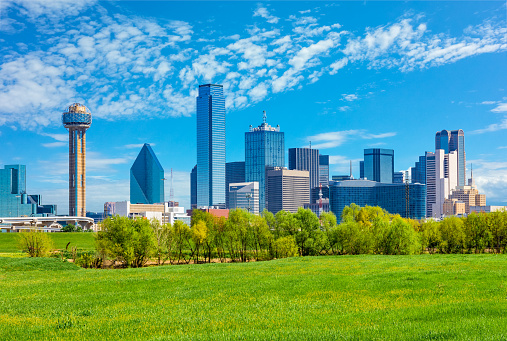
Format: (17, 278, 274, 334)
(0, 1, 506, 214)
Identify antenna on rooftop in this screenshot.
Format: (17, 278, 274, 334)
(262, 110, 267, 124)
(350, 160, 352, 178)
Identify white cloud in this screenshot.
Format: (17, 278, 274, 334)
(307, 129, 396, 149)
(491, 103, 507, 113)
(342, 94, 358, 102)
(124, 143, 156, 149)
(42, 142, 66, 148)
(253, 6, 279, 24)
(470, 116, 507, 134)
(469, 159, 507, 204)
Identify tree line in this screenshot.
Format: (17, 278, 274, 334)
(92, 205, 507, 268)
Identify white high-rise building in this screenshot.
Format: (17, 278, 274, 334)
(427, 149, 458, 218)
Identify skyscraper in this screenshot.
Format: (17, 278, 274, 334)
(225, 161, 245, 208)
(62, 103, 91, 216)
(0, 165, 56, 217)
(435, 129, 466, 186)
(190, 165, 197, 209)
(319, 154, 329, 186)
(130, 144, 164, 204)
(363, 148, 394, 183)
(289, 147, 320, 190)
(245, 111, 285, 212)
(329, 179, 426, 220)
(267, 168, 309, 214)
(425, 149, 458, 218)
(197, 84, 226, 208)
(229, 182, 259, 214)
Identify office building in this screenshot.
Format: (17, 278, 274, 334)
(359, 161, 364, 179)
(190, 165, 197, 209)
(62, 103, 91, 216)
(363, 148, 394, 183)
(435, 129, 466, 186)
(228, 182, 259, 214)
(329, 179, 426, 220)
(393, 172, 405, 184)
(245, 111, 284, 212)
(267, 168, 309, 214)
(426, 149, 458, 218)
(197, 84, 226, 208)
(225, 161, 245, 208)
(411, 155, 427, 185)
(443, 199, 466, 216)
(470, 206, 507, 213)
(448, 176, 486, 214)
(319, 155, 329, 186)
(0, 165, 57, 217)
(289, 147, 320, 193)
(105, 201, 190, 226)
(130, 144, 165, 205)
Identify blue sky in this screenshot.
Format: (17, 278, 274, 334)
(0, 1, 506, 214)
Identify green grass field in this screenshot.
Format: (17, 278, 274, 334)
(0, 232, 96, 253)
(0, 255, 506, 340)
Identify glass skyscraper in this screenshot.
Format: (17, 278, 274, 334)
(0, 164, 56, 217)
(226, 161, 245, 208)
(130, 144, 165, 204)
(197, 84, 226, 208)
(329, 180, 426, 220)
(363, 148, 394, 183)
(435, 129, 466, 187)
(245, 111, 284, 212)
(319, 154, 329, 186)
(190, 165, 197, 209)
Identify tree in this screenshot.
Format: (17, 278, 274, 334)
(96, 216, 156, 268)
(320, 212, 337, 254)
(226, 209, 251, 262)
(420, 220, 442, 254)
(294, 207, 321, 256)
(150, 219, 172, 265)
(377, 217, 420, 255)
(61, 224, 76, 232)
(439, 216, 465, 254)
(273, 235, 298, 258)
(251, 214, 273, 260)
(191, 220, 208, 263)
(18, 229, 54, 257)
(172, 220, 192, 264)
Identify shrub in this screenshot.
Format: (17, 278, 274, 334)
(273, 235, 298, 258)
(17, 229, 54, 257)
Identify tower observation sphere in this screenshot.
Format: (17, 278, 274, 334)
(62, 103, 92, 216)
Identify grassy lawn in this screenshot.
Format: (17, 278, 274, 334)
(0, 232, 96, 253)
(0, 255, 506, 340)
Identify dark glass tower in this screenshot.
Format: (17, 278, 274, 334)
(245, 111, 284, 212)
(435, 129, 466, 186)
(190, 165, 197, 209)
(319, 154, 329, 186)
(363, 148, 394, 183)
(197, 84, 226, 208)
(130, 144, 165, 204)
(225, 161, 245, 208)
(288, 148, 320, 191)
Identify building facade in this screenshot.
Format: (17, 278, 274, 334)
(443, 198, 466, 216)
(267, 168, 309, 214)
(435, 129, 466, 187)
(319, 154, 329, 186)
(130, 144, 165, 204)
(190, 165, 197, 209)
(225, 161, 245, 209)
(329, 179, 426, 220)
(426, 149, 458, 218)
(289, 147, 320, 191)
(0, 165, 56, 217)
(363, 148, 394, 183)
(245, 111, 284, 212)
(228, 182, 259, 214)
(197, 84, 226, 208)
(62, 103, 91, 216)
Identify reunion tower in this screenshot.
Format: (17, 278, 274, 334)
(62, 103, 92, 217)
